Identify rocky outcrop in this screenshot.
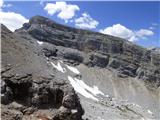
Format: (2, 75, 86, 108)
(17, 15, 160, 88)
(1, 71, 84, 120)
(1, 24, 84, 120)
(84, 53, 109, 68)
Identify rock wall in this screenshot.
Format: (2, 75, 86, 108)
(18, 15, 160, 89)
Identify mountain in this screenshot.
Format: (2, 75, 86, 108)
(1, 15, 160, 120)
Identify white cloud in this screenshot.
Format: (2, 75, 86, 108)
(149, 23, 159, 30)
(0, 0, 26, 32)
(129, 36, 138, 42)
(0, 0, 12, 10)
(0, 11, 29, 32)
(152, 23, 159, 26)
(75, 12, 99, 29)
(0, 0, 3, 9)
(135, 29, 154, 39)
(99, 24, 133, 40)
(149, 26, 154, 30)
(99, 24, 154, 42)
(44, 2, 79, 22)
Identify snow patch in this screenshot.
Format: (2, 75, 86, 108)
(71, 109, 78, 114)
(37, 41, 43, 45)
(51, 62, 66, 73)
(105, 94, 110, 98)
(59, 60, 63, 63)
(132, 103, 141, 108)
(74, 78, 104, 96)
(97, 116, 104, 120)
(141, 118, 145, 120)
(147, 109, 153, 115)
(68, 76, 98, 101)
(66, 65, 80, 74)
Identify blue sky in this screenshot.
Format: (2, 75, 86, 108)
(1, 1, 160, 48)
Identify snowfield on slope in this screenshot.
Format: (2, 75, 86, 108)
(37, 41, 43, 45)
(51, 61, 106, 101)
(68, 76, 99, 101)
(74, 77, 105, 96)
(66, 65, 80, 74)
(51, 61, 66, 73)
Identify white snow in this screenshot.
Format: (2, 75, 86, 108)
(147, 109, 153, 115)
(141, 118, 145, 120)
(105, 94, 110, 98)
(132, 103, 141, 108)
(37, 41, 43, 45)
(74, 78, 104, 96)
(68, 76, 98, 101)
(97, 116, 104, 120)
(51, 62, 66, 73)
(50, 60, 105, 101)
(59, 60, 63, 63)
(71, 109, 78, 114)
(66, 65, 80, 74)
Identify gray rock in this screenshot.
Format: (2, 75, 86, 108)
(85, 53, 109, 68)
(1, 15, 160, 120)
(1, 71, 84, 119)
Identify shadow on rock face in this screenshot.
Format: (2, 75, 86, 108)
(1, 73, 84, 120)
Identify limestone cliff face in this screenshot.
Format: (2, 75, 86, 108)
(1, 15, 160, 120)
(19, 15, 160, 88)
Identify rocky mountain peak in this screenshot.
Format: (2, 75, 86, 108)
(16, 16, 160, 88)
(29, 15, 56, 25)
(1, 15, 160, 120)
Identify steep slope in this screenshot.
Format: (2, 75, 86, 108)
(1, 15, 160, 120)
(1, 24, 84, 120)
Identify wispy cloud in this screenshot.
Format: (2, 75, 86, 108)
(135, 29, 154, 39)
(152, 23, 159, 26)
(75, 12, 99, 29)
(149, 23, 159, 30)
(0, 0, 12, 10)
(44, 2, 79, 23)
(3, 3, 12, 8)
(149, 26, 154, 30)
(99, 24, 154, 42)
